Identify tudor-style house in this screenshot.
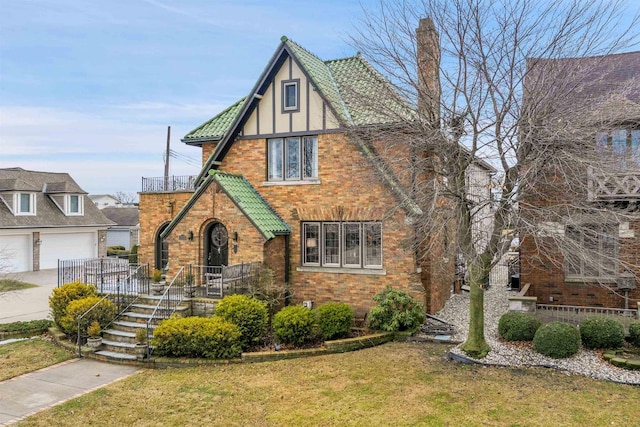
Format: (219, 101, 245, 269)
(0, 168, 114, 272)
(520, 51, 640, 310)
(139, 22, 458, 314)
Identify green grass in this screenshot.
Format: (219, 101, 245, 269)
(0, 338, 74, 381)
(16, 342, 640, 426)
(0, 278, 38, 292)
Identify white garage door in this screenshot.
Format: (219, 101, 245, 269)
(40, 232, 96, 269)
(0, 234, 31, 272)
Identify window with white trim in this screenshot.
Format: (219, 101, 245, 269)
(282, 80, 299, 111)
(15, 193, 35, 215)
(268, 136, 318, 181)
(596, 129, 640, 168)
(65, 194, 83, 215)
(565, 224, 618, 280)
(302, 221, 382, 269)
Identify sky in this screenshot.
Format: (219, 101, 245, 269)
(0, 0, 371, 198)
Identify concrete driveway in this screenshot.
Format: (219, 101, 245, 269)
(0, 269, 58, 323)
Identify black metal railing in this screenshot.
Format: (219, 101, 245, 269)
(141, 175, 197, 193)
(75, 263, 148, 357)
(190, 262, 261, 298)
(58, 258, 149, 294)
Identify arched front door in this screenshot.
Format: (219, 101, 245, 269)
(205, 222, 229, 267)
(155, 222, 169, 271)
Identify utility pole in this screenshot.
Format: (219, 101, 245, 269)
(164, 126, 171, 191)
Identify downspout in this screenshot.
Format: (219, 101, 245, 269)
(284, 234, 291, 305)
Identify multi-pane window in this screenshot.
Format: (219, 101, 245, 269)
(302, 221, 382, 269)
(15, 193, 35, 215)
(565, 224, 618, 280)
(268, 136, 318, 181)
(596, 129, 640, 168)
(282, 80, 299, 111)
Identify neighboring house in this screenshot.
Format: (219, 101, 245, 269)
(520, 51, 640, 309)
(101, 207, 140, 250)
(89, 194, 122, 209)
(139, 23, 459, 314)
(0, 168, 115, 272)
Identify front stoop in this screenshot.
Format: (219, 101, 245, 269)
(88, 294, 188, 363)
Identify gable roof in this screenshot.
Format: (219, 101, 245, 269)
(0, 168, 114, 229)
(525, 51, 640, 124)
(161, 171, 289, 240)
(211, 171, 290, 240)
(183, 97, 247, 144)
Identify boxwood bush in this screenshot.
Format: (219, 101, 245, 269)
(214, 295, 268, 349)
(533, 322, 581, 358)
(152, 316, 242, 359)
(629, 321, 640, 347)
(315, 302, 354, 340)
(49, 282, 97, 329)
(273, 305, 316, 345)
(498, 311, 541, 341)
(579, 316, 625, 349)
(367, 286, 425, 332)
(59, 296, 117, 336)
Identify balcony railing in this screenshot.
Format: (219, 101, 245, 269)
(588, 170, 640, 201)
(141, 175, 197, 193)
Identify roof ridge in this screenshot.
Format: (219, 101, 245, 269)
(285, 38, 326, 63)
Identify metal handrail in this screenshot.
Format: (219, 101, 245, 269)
(75, 263, 149, 357)
(145, 266, 187, 359)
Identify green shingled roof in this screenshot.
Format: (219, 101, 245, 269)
(210, 171, 290, 240)
(183, 97, 246, 141)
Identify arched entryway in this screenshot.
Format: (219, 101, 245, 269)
(205, 222, 229, 267)
(155, 222, 169, 271)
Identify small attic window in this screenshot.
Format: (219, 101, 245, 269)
(282, 80, 299, 112)
(65, 194, 83, 216)
(15, 193, 36, 216)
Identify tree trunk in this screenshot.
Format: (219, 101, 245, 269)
(461, 264, 490, 358)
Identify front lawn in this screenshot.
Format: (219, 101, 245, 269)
(0, 338, 74, 381)
(0, 278, 38, 292)
(18, 342, 640, 426)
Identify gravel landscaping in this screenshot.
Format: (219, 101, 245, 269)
(428, 284, 640, 385)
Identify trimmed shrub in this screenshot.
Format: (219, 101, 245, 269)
(579, 316, 625, 349)
(0, 319, 52, 335)
(498, 311, 541, 341)
(367, 286, 425, 332)
(214, 295, 268, 349)
(49, 281, 97, 328)
(129, 244, 139, 263)
(273, 305, 316, 345)
(152, 316, 242, 359)
(59, 296, 117, 336)
(315, 302, 354, 340)
(533, 322, 581, 358)
(629, 321, 640, 347)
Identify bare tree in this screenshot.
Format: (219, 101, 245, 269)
(349, 0, 639, 357)
(114, 192, 138, 205)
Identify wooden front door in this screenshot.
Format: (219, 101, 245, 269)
(206, 222, 228, 267)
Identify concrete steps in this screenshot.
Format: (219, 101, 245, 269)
(89, 293, 185, 363)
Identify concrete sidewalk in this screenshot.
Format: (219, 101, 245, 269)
(0, 269, 58, 323)
(0, 358, 139, 426)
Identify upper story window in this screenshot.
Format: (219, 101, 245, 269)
(302, 221, 382, 269)
(15, 192, 35, 216)
(65, 194, 83, 215)
(268, 136, 318, 181)
(596, 129, 640, 168)
(282, 80, 299, 112)
(564, 223, 618, 281)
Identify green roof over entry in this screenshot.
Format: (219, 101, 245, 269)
(210, 170, 290, 240)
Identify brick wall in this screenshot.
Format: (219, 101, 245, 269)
(140, 132, 453, 314)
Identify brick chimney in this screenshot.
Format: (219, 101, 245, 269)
(416, 18, 441, 127)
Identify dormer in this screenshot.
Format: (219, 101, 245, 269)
(44, 182, 85, 216)
(0, 178, 38, 216)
